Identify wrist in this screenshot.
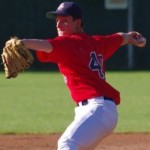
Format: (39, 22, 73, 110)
(116, 32, 130, 46)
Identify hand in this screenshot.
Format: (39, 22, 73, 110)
(128, 31, 146, 47)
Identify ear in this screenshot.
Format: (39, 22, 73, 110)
(75, 19, 82, 27)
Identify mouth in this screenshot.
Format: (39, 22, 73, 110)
(57, 29, 67, 35)
(57, 29, 65, 32)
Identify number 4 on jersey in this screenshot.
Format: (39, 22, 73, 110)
(89, 52, 105, 79)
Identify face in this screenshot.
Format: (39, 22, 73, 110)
(56, 16, 81, 36)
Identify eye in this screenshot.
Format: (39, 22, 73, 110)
(56, 17, 68, 25)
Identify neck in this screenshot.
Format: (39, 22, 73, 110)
(76, 27, 83, 33)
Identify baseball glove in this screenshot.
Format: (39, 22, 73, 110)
(1, 37, 34, 79)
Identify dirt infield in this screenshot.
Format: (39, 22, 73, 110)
(0, 133, 149, 150)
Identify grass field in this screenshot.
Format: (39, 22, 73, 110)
(0, 71, 149, 134)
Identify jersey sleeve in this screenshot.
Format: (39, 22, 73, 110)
(36, 36, 72, 63)
(93, 34, 123, 60)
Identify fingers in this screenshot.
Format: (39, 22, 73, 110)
(136, 36, 146, 47)
(128, 32, 146, 47)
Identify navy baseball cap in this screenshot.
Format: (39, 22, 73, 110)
(46, 1, 82, 19)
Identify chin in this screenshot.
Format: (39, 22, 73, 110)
(58, 31, 70, 36)
(58, 34, 63, 36)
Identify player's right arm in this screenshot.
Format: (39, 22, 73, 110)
(117, 32, 146, 47)
(22, 39, 53, 53)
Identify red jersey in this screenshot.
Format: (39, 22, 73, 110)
(37, 33, 123, 105)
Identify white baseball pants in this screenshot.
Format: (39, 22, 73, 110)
(57, 96, 118, 150)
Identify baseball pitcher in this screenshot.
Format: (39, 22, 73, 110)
(1, 1, 146, 150)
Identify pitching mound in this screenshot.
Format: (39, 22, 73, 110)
(0, 133, 149, 150)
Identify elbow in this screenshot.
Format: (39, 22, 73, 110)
(42, 40, 53, 53)
(116, 32, 129, 46)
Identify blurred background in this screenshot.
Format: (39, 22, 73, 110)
(0, 0, 149, 71)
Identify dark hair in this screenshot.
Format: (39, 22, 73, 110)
(72, 16, 84, 28)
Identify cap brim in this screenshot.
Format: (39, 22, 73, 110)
(46, 11, 57, 19)
(46, 11, 70, 19)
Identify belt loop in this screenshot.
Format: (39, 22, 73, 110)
(77, 99, 88, 106)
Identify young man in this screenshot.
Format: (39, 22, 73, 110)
(22, 2, 146, 150)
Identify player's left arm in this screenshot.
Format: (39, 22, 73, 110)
(117, 31, 146, 47)
(21, 39, 53, 53)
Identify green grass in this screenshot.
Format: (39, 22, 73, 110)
(0, 71, 150, 134)
(106, 71, 150, 133)
(0, 72, 74, 134)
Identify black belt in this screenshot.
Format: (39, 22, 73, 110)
(77, 96, 114, 106)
